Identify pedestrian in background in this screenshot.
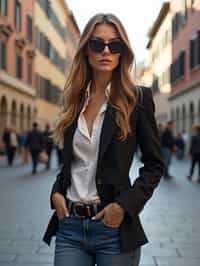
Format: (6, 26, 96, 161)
(175, 132, 185, 160)
(2, 127, 18, 166)
(43, 13, 164, 266)
(43, 124, 54, 170)
(19, 130, 29, 165)
(182, 129, 189, 157)
(161, 120, 176, 179)
(187, 125, 200, 182)
(27, 122, 43, 174)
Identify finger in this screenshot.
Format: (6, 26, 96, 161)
(57, 206, 69, 220)
(63, 205, 69, 217)
(94, 209, 105, 220)
(103, 220, 119, 228)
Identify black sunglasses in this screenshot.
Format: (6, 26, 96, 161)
(88, 39, 124, 54)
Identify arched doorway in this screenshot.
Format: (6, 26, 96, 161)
(19, 103, 24, 133)
(11, 100, 17, 130)
(170, 108, 175, 122)
(176, 106, 180, 133)
(189, 102, 194, 133)
(182, 104, 186, 131)
(27, 106, 31, 131)
(0, 96, 8, 135)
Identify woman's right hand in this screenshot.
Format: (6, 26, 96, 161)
(52, 192, 69, 221)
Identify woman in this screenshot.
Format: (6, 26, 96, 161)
(43, 13, 164, 266)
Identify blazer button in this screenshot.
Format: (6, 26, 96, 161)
(97, 179, 102, 185)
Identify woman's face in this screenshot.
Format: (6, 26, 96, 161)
(86, 23, 122, 73)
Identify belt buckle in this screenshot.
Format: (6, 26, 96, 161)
(73, 203, 93, 218)
(73, 202, 87, 218)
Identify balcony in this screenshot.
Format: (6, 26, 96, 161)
(0, 17, 13, 37)
(15, 33, 27, 49)
(27, 47, 36, 58)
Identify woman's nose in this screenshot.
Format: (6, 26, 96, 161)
(102, 44, 110, 54)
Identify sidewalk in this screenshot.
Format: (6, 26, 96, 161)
(0, 155, 200, 266)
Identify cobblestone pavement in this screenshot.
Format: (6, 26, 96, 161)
(0, 152, 200, 266)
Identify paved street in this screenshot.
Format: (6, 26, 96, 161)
(0, 152, 200, 266)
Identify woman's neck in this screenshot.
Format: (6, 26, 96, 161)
(91, 71, 112, 94)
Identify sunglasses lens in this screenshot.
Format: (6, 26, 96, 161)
(89, 39, 124, 54)
(109, 41, 123, 53)
(89, 40, 105, 53)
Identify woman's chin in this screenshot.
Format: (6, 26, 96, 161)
(94, 65, 115, 73)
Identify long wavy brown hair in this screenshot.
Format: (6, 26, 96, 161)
(54, 13, 138, 147)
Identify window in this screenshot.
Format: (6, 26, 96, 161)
(15, 0, 21, 32)
(16, 54, 23, 79)
(0, 0, 7, 16)
(190, 32, 200, 70)
(180, 51, 185, 76)
(171, 109, 175, 122)
(190, 39, 196, 69)
(35, 27, 40, 48)
(0, 41, 7, 70)
(198, 31, 200, 65)
(45, 39, 50, 57)
(27, 61, 32, 85)
(171, 50, 185, 84)
(27, 15, 33, 42)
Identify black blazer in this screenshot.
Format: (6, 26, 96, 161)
(43, 86, 164, 253)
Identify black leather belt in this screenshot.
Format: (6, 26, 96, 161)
(66, 199, 103, 219)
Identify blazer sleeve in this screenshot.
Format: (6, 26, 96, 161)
(115, 87, 164, 220)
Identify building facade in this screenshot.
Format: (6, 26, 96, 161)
(169, 0, 200, 135)
(146, 2, 172, 126)
(34, 0, 79, 129)
(0, 0, 36, 136)
(0, 0, 80, 136)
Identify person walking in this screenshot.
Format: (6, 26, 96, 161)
(161, 121, 176, 179)
(175, 132, 185, 160)
(187, 125, 200, 182)
(27, 122, 43, 174)
(43, 13, 164, 266)
(19, 130, 29, 164)
(43, 124, 54, 170)
(2, 127, 18, 166)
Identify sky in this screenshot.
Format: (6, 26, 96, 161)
(66, 0, 165, 64)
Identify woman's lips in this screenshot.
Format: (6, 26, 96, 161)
(99, 59, 112, 64)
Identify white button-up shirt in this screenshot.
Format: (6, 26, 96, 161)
(66, 83, 110, 203)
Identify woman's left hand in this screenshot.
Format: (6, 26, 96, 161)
(94, 203, 125, 228)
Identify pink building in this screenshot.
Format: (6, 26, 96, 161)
(169, 0, 200, 134)
(0, 0, 36, 134)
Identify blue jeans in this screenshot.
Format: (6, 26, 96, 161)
(54, 215, 141, 266)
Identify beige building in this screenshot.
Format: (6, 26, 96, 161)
(146, 2, 172, 126)
(34, 0, 79, 130)
(137, 62, 153, 88)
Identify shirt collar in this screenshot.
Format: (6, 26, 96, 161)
(85, 81, 111, 101)
(81, 82, 110, 114)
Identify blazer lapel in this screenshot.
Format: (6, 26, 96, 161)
(97, 104, 117, 166)
(62, 118, 78, 175)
